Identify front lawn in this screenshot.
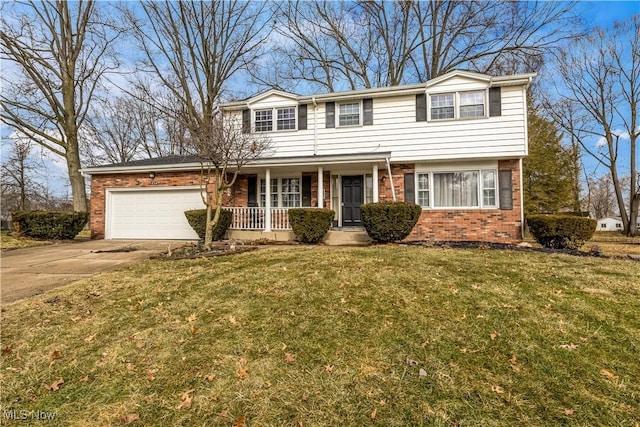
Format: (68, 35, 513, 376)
(1, 246, 638, 426)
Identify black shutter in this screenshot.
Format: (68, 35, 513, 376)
(325, 102, 335, 128)
(302, 175, 312, 207)
(242, 109, 251, 133)
(489, 87, 502, 117)
(416, 93, 427, 121)
(298, 104, 307, 130)
(404, 173, 415, 203)
(363, 98, 373, 125)
(499, 169, 513, 210)
(247, 175, 257, 207)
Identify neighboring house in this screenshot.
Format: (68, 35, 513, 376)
(597, 217, 639, 232)
(81, 70, 535, 243)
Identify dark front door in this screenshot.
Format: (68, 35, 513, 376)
(342, 175, 364, 226)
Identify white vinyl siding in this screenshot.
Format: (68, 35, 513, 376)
(229, 76, 527, 162)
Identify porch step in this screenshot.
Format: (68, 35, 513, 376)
(323, 229, 372, 246)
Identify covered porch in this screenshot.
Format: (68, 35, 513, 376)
(225, 152, 393, 233)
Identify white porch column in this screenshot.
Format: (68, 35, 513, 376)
(264, 168, 271, 232)
(317, 166, 324, 208)
(372, 164, 379, 202)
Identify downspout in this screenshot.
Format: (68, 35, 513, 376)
(312, 97, 318, 155)
(385, 157, 396, 201)
(520, 158, 525, 240)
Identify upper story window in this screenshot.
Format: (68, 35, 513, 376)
(339, 103, 360, 126)
(255, 110, 273, 132)
(277, 107, 296, 130)
(254, 107, 296, 132)
(430, 90, 486, 121)
(430, 94, 454, 120)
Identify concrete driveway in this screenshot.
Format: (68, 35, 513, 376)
(1, 239, 192, 305)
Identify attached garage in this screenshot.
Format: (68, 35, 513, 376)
(106, 187, 205, 239)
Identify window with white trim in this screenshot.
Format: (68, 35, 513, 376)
(339, 102, 360, 126)
(254, 107, 296, 132)
(277, 107, 296, 130)
(416, 169, 497, 208)
(255, 110, 273, 132)
(259, 178, 301, 208)
(430, 90, 486, 120)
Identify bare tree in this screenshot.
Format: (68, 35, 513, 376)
(125, 0, 271, 248)
(1, 0, 121, 211)
(0, 136, 45, 212)
(83, 90, 190, 166)
(549, 17, 639, 236)
(586, 174, 618, 219)
(264, 0, 578, 92)
(192, 115, 270, 247)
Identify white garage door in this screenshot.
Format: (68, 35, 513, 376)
(107, 188, 206, 239)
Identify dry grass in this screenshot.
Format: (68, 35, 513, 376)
(1, 246, 639, 426)
(0, 232, 53, 250)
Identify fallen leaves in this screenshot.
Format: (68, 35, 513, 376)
(491, 385, 505, 394)
(564, 408, 575, 416)
(419, 368, 428, 378)
(178, 389, 194, 409)
(323, 365, 334, 373)
(47, 378, 64, 391)
(559, 343, 578, 351)
(510, 355, 521, 372)
(600, 368, 618, 379)
(490, 331, 499, 340)
(236, 358, 249, 379)
(121, 413, 140, 424)
(284, 353, 296, 364)
(146, 369, 157, 381)
(370, 408, 377, 420)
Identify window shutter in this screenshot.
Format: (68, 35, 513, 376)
(499, 169, 513, 210)
(298, 104, 307, 130)
(325, 102, 335, 128)
(302, 175, 312, 207)
(363, 98, 373, 125)
(404, 173, 415, 204)
(242, 109, 251, 133)
(489, 87, 502, 117)
(247, 175, 257, 207)
(416, 93, 427, 121)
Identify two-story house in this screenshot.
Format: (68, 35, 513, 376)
(82, 70, 534, 243)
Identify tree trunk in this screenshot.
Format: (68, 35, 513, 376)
(204, 169, 223, 250)
(65, 132, 88, 212)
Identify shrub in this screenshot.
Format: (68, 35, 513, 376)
(527, 214, 596, 250)
(288, 208, 335, 243)
(11, 211, 89, 240)
(361, 201, 422, 243)
(184, 209, 233, 241)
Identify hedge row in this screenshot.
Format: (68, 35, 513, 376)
(527, 214, 596, 250)
(11, 211, 89, 240)
(184, 209, 233, 241)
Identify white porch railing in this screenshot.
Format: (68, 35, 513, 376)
(226, 207, 293, 231)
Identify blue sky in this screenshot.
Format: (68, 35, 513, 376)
(1, 1, 638, 198)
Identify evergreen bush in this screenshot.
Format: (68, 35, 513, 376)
(361, 201, 422, 243)
(288, 208, 335, 243)
(184, 209, 233, 241)
(527, 214, 596, 250)
(11, 211, 89, 240)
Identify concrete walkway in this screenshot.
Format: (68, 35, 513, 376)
(1, 239, 192, 305)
